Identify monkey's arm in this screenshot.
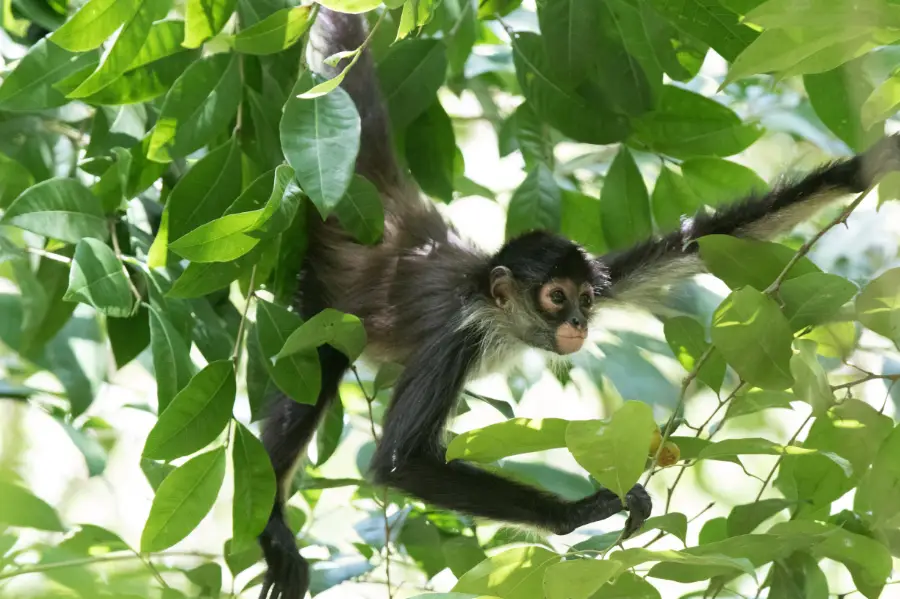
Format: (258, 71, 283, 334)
(369, 327, 651, 536)
(600, 136, 899, 306)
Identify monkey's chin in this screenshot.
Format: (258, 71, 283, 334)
(554, 335, 586, 354)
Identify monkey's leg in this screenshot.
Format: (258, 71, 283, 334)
(259, 344, 349, 599)
(374, 452, 651, 536)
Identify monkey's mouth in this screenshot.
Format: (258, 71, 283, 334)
(555, 324, 587, 354)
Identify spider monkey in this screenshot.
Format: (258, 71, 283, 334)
(257, 8, 900, 599)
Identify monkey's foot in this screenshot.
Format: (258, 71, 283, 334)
(259, 515, 309, 599)
(556, 483, 652, 537)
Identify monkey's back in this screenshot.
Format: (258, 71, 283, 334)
(301, 183, 487, 365)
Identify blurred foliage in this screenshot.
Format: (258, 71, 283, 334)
(1, 0, 900, 598)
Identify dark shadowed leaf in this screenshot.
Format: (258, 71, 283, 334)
(600, 147, 651, 250)
(506, 163, 561, 238)
(378, 38, 448, 130)
(232, 422, 276, 551)
(315, 395, 344, 466)
(234, 5, 312, 54)
(645, 0, 757, 62)
(0, 480, 66, 532)
(148, 305, 195, 413)
(405, 99, 456, 203)
(64, 239, 134, 317)
(140, 447, 226, 552)
(333, 175, 384, 245)
(727, 498, 793, 537)
(256, 299, 321, 405)
(663, 316, 726, 392)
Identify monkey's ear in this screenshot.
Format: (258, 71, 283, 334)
(490, 266, 515, 308)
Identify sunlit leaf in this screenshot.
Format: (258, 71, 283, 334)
(855, 267, 900, 344)
(235, 5, 312, 55)
(276, 308, 366, 362)
(50, 0, 139, 51)
(1, 178, 108, 244)
(64, 238, 135, 317)
(698, 235, 820, 291)
(184, 0, 236, 48)
(0, 39, 98, 111)
(446, 418, 568, 463)
(543, 559, 622, 599)
(663, 316, 726, 392)
(453, 546, 559, 599)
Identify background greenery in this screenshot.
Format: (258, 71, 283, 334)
(2, 0, 900, 597)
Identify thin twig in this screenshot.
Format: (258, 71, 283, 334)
(232, 266, 258, 363)
(109, 221, 143, 310)
(831, 372, 900, 391)
(22, 245, 72, 264)
(133, 550, 170, 589)
(0, 551, 218, 581)
(754, 413, 813, 502)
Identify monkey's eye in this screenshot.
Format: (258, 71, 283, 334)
(580, 294, 593, 309)
(550, 289, 566, 305)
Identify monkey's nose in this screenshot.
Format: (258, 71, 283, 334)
(569, 316, 583, 329)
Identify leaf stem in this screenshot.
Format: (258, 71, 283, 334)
(109, 220, 143, 310)
(232, 265, 258, 363)
(21, 245, 72, 264)
(0, 550, 217, 581)
(754, 413, 813, 502)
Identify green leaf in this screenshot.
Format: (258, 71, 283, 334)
(453, 545, 559, 599)
(855, 423, 900, 527)
(184, 0, 236, 48)
(505, 163, 562, 239)
(698, 437, 816, 460)
(645, 0, 757, 62)
(0, 39, 98, 111)
(64, 238, 135, 317)
(148, 53, 242, 162)
(592, 572, 660, 598)
(1, 178, 108, 244)
(316, 0, 381, 12)
(83, 50, 198, 106)
(631, 86, 761, 159)
(0, 480, 66, 532)
(513, 31, 629, 144)
(651, 166, 700, 230)
(537, 0, 598, 82)
(67, 0, 172, 99)
(725, 388, 795, 420)
(140, 447, 226, 552)
(405, 99, 455, 203)
(108, 308, 151, 368)
(565, 401, 656, 500)
(58, 419, 109, 477)
(805, 61, 881, 152)
(281, 72, 360, 217)
(769, 552, 829, 599)
(315, 395, 344, 466)
(50, 0, 139, 51)
(745, 0, 900, 29)
(640, 513, 688, 542)
(225, 538, 262, 578)
(276, 307, 367, 362)
(698, 235, 820, 291)
(790, 338, 835, 417)
(560, 190, 606, 255)
(0, 155, 34, 210)
(143, 360, 235, 461)
(167, 247, 262, 298)
(396, 0, 439, 40)
(726, 498, 793, 537)
(600, 147, 651, 250)
(663, 316, 726, 392)
(378, 38, 448, 130)
(167, 138, 243, 240)
(445, 418, 568, 464)
(610, 547, 755, 580)
(148, 305, 195, 413)
(168, 212, 262, 262)
(681, 157, 769, 206)
(780, 272, 858, 331)
(862, 73, 900, 130)
(543, 559, 622, 599)
(333, 175, 384, 245)
(256, 299, 321, 405)
(232, 422, 276, 551)
(855, 267, 900, 344)
(234, 5, 312, 55)
(711, 287, 794, 390)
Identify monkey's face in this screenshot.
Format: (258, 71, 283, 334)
(535, 279, 593, 354)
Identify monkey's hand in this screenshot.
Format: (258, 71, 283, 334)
(557, 483, 652, 537)
(863, 133, 900, 182)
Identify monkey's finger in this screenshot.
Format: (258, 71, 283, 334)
(622, 485, 652, 538)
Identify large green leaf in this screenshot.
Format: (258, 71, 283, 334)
(143, 360, 236, 460)
(855, 423, 900, 527)
(184, 0, 236, 48)
(234, 5, 312, 55)
(50, 0, 139, 51)
(67, 0, 172, 99)
(167, 246, 263, 298)
(645, 0, 757, 62)
(680, 157, 768, 207)
(600, 146, 651, 250)
(805, 61, 881, 152)
(148, 304, 196, 413)
(855, 267, 900, 344)
(167, 138, 243, 240)
(148, 53, 242, 162)
(453, 546, 560, 599)
(378, 38, 448, 130)
(0, 155, 35, 210)
(281, 73, 360, 217)
(697, 235, 820, 291)
(663, 316, 726, 392)
(560, 190, 606, 255)
(566, 401, 656, 500)
(512, 31, 629, 144)
(631, 86, 761, 158)
(276, 307, 367, 362)
(333, 175, 384, 245)
(781, 272, 858, 331)
(537, 0, 598, 82)
(231, 422, 276, 551)
(651, 166, 700, 230)
(140, 447, 226, 552)
(543, 559, 622, 599)
(446, 418, 568, 464)
(64, 238, 135, 317)
(256, 299, 321, 405)
(505, 163, 561, 239)
(0, 39, 98, 111)
(1, 178, 108, 244)
(790, 339, 835, 417)
(316, 0, 381, 12)
(862, 73, 900, 129)
(711, 287, 794, 390)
